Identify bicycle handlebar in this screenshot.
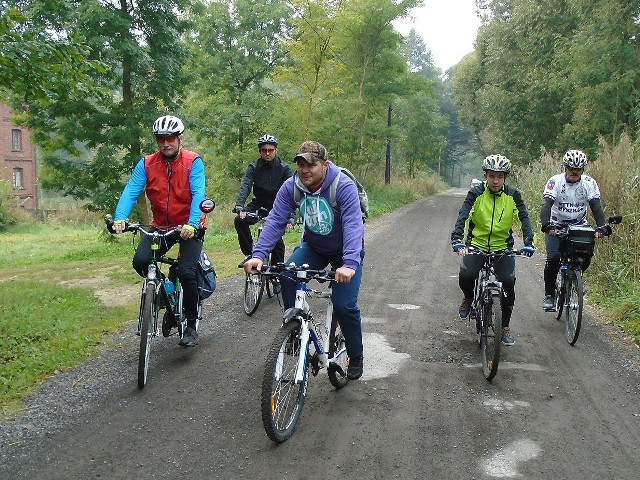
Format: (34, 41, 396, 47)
(105, 215, 189, 237)
(244, 262, 336, 283)
(465, 246, 529, 258)
(552, 215, 622, 238)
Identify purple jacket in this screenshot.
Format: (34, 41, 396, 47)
(252, 162, 365, 269)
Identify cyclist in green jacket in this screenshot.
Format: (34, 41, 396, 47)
(451, 155, 535, 346)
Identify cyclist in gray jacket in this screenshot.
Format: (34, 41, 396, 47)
(233, 134, 295, 264)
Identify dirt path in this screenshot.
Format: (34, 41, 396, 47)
(2, 190, 639, 479)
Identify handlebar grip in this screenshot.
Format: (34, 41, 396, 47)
(104, 215, 117, 234)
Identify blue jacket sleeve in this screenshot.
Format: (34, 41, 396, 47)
(114, 159, 146, 221)
(188, 157, 206, 227)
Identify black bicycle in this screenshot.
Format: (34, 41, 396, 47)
(466, 248, 528, 381)
(552, 215, 622, 345)
(238, 207, 281, 316)
(106, 199, 215, 388)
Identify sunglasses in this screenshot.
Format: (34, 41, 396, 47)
(260, 148, 276, 153)
(155, 134, 179, 143)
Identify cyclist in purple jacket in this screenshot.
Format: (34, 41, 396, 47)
(243, 140, 366, 380)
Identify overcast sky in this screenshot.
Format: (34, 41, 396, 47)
(393, 0, 482, 71)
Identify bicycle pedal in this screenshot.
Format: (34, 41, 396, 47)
(310, 354, 320, 376)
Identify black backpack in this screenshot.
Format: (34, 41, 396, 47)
(196, 251, 216, 299)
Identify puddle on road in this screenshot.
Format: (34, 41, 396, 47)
(387, 303, 422, 310)
(481, 439, 541, 477)
(362, 332, 410, 380)
(483, 399, 531, 411)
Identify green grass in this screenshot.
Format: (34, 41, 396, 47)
(0, 176, 446, 416)
(0, 281, 132, 415)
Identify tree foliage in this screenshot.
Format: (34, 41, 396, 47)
(0, 2, 103, 105)
(5, 0, 194, 217)
(4, 0, 454, 213)
(453, 0, 640, 163)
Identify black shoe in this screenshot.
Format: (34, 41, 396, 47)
(179, 327, 198, 347)
(542, 295, 556, 312)
(347, 356, 363, 380)
(459, 298, 472, 319)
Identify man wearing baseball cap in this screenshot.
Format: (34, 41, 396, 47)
(243, 141, 366, 380)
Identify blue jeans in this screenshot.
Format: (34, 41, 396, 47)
(281, 242, 365, 359)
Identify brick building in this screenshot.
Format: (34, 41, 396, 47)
(1, 102, 38, 210)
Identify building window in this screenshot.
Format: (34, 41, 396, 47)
(13, 168, 23, 189)
(11, 129, 22, 151)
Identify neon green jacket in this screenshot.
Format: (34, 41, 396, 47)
(451, 183, 534, 252)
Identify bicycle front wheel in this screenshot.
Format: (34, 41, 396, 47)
(565, 270, 584, 345)
(261, 320, 308, 444)
(138, 284, 158, 389)
(244, 273, 265, 316)
(480, 294, 502, 381)
(328, 315, 349, 389)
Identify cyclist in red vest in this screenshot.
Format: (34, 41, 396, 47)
(113, 115, 206, 347)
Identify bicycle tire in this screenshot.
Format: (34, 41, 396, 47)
(480, 293, 502, 381)
(554, 272, 565, 320)
(565, 270, 584, 345)
(261, 320, 308, 444)
(327, 315, 349, 389)
(138, 284, 157, 389)
(244, 272, 265, 316)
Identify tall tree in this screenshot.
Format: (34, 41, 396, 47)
(7, 0, 194, 217)
(186, 0, 291, 160)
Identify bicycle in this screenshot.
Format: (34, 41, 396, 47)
(254, 263, 348, 444)
(105, 199, 215, 388)
(238, 207, 281, 316)
(551, 215, 622, 345)
(466, 247, 529, 381)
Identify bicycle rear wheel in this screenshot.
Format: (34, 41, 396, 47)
(328, 315, 349, 389)
(480, 294, 502, 381)
(261, 320, 308, 444)
(138, 284, 158, 389)
(565, 270, 584, 345)
(554, 272, 565, 320)
(244, 272, 265, 316)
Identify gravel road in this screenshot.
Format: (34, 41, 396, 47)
(1, 190, 639, 479)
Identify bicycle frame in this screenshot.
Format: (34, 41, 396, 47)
(291, 279, 334, 384)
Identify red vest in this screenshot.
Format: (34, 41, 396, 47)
(144, 149, 200, 227)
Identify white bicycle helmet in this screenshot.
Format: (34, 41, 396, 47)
(482, 154, 512, 173)
(152, 115, 185, 135)
(258, 134, 278, 148)
(563, 149, 587, 169)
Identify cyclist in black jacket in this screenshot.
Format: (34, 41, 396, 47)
(233, 134, 295, 264)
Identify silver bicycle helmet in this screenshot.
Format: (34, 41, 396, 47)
(258, 134, 278, 148)
(482, 154, 512, 173)
(152, 115, 185, 135)
(563, 149, 587, 169)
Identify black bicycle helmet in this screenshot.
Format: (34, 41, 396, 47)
(258, 134, 278, 148)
